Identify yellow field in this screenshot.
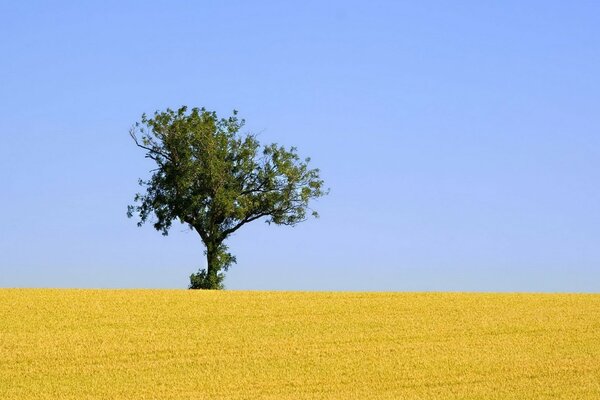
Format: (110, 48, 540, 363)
(1, 290, 599, 399)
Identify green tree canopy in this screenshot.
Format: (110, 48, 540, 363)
(128, 106, 327, 289)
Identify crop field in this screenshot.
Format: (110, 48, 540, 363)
(1, 290, 599, 399)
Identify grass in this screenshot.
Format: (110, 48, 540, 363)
(1, 290, 599, 399)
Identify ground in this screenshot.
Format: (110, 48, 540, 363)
(1, 290, 599, 399)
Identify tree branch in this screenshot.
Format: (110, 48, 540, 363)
(193, 224, 209, 243)
(221, 212, 269, 238)
(129, 128, 173, 162)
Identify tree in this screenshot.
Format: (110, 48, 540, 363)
(127, 106, 327, 289)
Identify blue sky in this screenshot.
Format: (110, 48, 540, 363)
(1, 1, 599, 291)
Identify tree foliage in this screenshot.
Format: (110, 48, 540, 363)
(128, 106, 327, 289)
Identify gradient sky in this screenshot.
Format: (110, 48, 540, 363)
(1, 1, 599, 291)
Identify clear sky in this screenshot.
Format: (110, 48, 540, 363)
(1, 1, 599, 291)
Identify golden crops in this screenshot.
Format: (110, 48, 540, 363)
(1, 290, 599, 399)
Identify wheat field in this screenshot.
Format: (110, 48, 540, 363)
(1, 290, 599, 399)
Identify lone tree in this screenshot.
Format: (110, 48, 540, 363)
(128, 106, 327, 289)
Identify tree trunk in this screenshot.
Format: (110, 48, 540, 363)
(189, 228, 225, 290)
(206, 245, 217, 281)
(204, 241, 222, 289)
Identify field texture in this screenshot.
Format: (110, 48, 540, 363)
(1, 290, 599, 399)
